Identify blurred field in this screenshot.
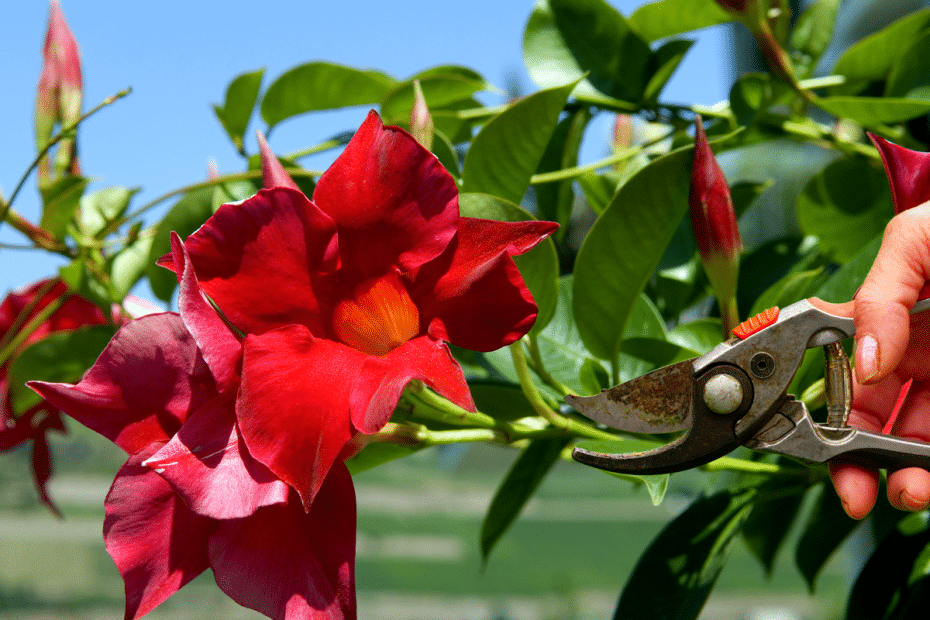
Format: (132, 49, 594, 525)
(0, 423, 855, 620)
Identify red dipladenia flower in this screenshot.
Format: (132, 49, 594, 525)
(0, 278, 109, 514)
(31, 111, 556, 620)
(869, 133, 930, 214)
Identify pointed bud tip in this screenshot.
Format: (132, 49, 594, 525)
(255, 131, 300, 191)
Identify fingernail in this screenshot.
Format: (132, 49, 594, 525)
(856, 335, 879, 383)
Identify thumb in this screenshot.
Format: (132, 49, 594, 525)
(853, 204, 930, 384)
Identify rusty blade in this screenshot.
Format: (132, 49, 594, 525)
(565, 359, 694, 433)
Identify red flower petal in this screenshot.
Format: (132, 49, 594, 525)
(313, 111, 459, 280)
(171, 232, 242, 390)
(28, 313, 216, 454)
(209, 463, 356, 620)
(163, 188, 339, 336)
(351, 335, 474, 433)
(257, 131, 300, 190)
(104, 444, 212, 620)
(237, 326, 361, 510)
(414, 217, 557, 352)
(144, 394, 289, 520)
(869, 133, 930, 214)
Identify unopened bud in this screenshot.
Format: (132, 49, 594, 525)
(410, 80, 434, 151)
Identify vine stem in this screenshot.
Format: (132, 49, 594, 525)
(530, 129, 673, 184)
(0, 293, 66, 369)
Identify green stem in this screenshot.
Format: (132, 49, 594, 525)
(370, 422, 507, 447)
(402, 380, 500, 429)
(530, 129, 674, 184)
(0, 293, 66, 369)
(526, 335, 573, 397)
(286, 137, 347, 160)
(701, 456, 788, 475)
(455, 104, 509, 120)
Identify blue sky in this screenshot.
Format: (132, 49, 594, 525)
(0, 0, 729, 300)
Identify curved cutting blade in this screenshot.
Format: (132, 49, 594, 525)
(565, 359, 694, 433)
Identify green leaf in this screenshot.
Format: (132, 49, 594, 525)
(742, 474, 809, 575)
(831, 8, 930, 95)
(628, 0, 732, 42)
(795, 482, 861, 591)
(642, 38, 694, 104)
(578, 170, 621, 216)
(79, 186, 140, 238)
(620, 337, 697, 367)
(668, 318, 723, 354)
(470, 380, 538, 421)
(547, 0, 652, 103)
(145, 187, 215, 302)
(522, 1, 637, 110)
(39, 176, 89, 240)
(788, 0, 841, 78)
(213, 68, 265, 152)
(613, 488, 756, 619)
(885, 30, 930, 99)
(574, 439, 669, 505)
(345, 443, 422, 475)
(480, 437, 571, 563)
(815, 95, 930, 125)
(458, 193, 559, 335)
(261, 62, 397, 129)
(379, 67, 490, 124)
(737, 236, 821, 318)
(534, 107, 591, 238)
(814, 235, 881, 303)
(110, 230, 154, 300)
(847, 513, 930, 620)
(461, 80, 577, 204)
(796, 157, 893, 262)
(573, 133, 736, 362)
(59, 260, 114, 312)
(8, 326, 115, 415)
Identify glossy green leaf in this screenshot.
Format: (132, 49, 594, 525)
(814, 235, 881, 303)
(39, 176, 89, 240)
(730, 73, 792, 127)
(79, 186, 139, 238)
(620, 337, 697, 367)
(578, 169, 621, 216)
(522, 1, 637, 110)
(469, 380, 538, 421)
(461, 79, 577, 204)
(213, 68, 264, 152)
(749, 268, 828, 317)
(379, 68, 489, 124)
(642, 38, 694, 104)
(261, 62, 396, 128)
(534, 107, 591, 238)
(788, 0, 840, 78)
(547, 0, 652, 103)
(110, 230, 154, 300)
(737, 236, 820, 318)
(885, 30, 930, 99)
(578, 357, 611, 394)
(481, 437, 571, 563)
(742, 474, 808, 575)
(796, 157, 893, 262)
(795, 482, 861, 591)
(346, 443, 422, 475)
(59, 260, 113, 312)
(628, 0, 731, 42)
(145, 187, 215, 302)
(815, 95, 930, 125)
(613, 488, 756, 619)
(832, 9, 930, 95)
(668, 318, 723, 354)
(8, 326, 115, 415)
(574, 439, 669, 505)
(458, 193, 559, 335)
(847, 512, 930, 620)
(573, 134, 735, 362)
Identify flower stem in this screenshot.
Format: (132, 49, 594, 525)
(701, 456, 789, 475)
(0, 293, 66, 369)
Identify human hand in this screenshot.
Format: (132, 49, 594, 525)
(813, 204, 930, 519)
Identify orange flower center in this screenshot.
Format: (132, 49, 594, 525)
(332, 271, 420, 356)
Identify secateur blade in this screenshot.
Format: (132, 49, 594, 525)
(565, 359, 695, 434)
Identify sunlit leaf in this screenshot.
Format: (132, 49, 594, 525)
(213, 68, 265, 152)
(628, 0, 732, 42)
(815, 95, 930, 125)
(39, 176, 89, 240)
(885, 30, 930, 99)
(788, 0, 840, 78)
(534, 107, 591, 238)
(79, 186, 139, 238)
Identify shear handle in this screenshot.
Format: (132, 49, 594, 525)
(746, 400, 930, 470)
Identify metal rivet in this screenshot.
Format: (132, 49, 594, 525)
(750, 352, 775, 379)
(703, 374, 744, 415)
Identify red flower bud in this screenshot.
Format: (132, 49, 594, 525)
(689, 116, 742, 333)
(715, 0, 747, 12)
(869, 133, 930, 214)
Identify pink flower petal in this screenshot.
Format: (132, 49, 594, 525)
(144, 394, 289, 520)
(28, 313, 216, 454)
(160, 188, 339, 337)
(171, 232, 242, 390)
(237, 325, 361, 510)
(257, 131, 300, 190)
(351, 335, 474, 433)
(415, 217, 557, 352)
(313, 111, 459, 280)
(209, 463, 356, 620)
(869, 133, 930, 214)
(104, 444, 212, 620)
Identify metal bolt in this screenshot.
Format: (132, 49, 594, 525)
(703, 374, 744, 415)
(750, 352, 775, 379)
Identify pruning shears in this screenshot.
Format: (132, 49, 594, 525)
(567, 298, 930, 475)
